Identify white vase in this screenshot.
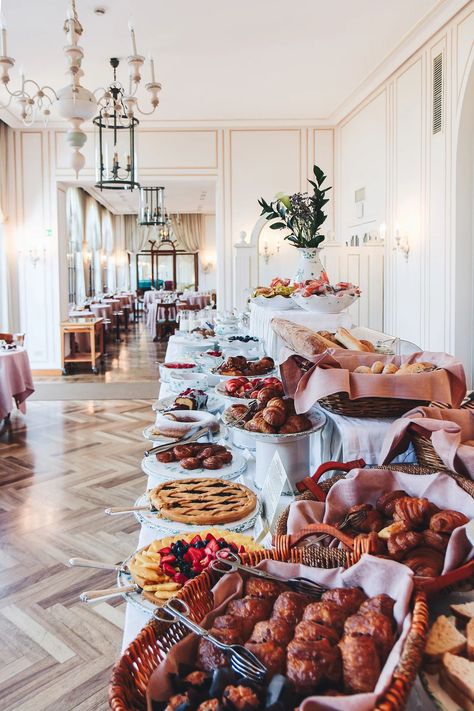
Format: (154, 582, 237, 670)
(293, 247, 327, 283)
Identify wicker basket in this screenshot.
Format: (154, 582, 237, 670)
(273, 460, 474, 594)
(109, 548, 428, 711)
(318, 393, 429, 418)
(412, 430, 448, 471)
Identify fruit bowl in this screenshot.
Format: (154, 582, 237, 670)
(290, 291, 359, 314)
(249, 295, 297, 310)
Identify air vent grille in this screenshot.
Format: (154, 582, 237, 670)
(432, 52, 443, 134)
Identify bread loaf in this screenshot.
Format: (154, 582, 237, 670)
(396, 362, 437, 375)
(334, 328, 372, 352)
(271, 318, 342, 358)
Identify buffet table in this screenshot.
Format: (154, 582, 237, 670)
(0, 347, 34, 420)
(249, 302, 352, 360)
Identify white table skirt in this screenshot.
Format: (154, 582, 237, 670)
(249, 303, 352, 360)
(0, 348, 35, 419)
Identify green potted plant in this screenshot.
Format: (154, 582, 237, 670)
(258, 164, 331, 282)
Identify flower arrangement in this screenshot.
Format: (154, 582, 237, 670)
(258, 164, 331, 249)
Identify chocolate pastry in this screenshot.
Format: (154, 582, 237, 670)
(217, 450, 233, 464)
(244, 577, 286, 600)
(247, 619, 292, 646)
(287, 639, 342, 693)
(271, 591, 311, 627)
(387, 530, 423, 559)
(376, 490, 408, 517)
(429, 510, 469, 533)
(344, 611, 395, 662)
(174, 444, 200, 459)
(339, 635, 381, 694)
(202, 456, 226, 470)
(347, 504, 384, 533)
(198, 628, 242, 670)
(244, 641, 286, 676)
(302, 601, 348, 634)
(200, 445, 227, 458)
(181, 457, 202, 470)
(359, 594, 395, 621)
(213, 615, 244, 640)
(156, 450, 177, 463)
(226, 596, 273, 639)
(422, 529, 450, 552)
(222, 684, 260, 711)
(321, 587, 368, 615)
(294, 620, 341, 644)
(393, 496, 432, 528)
(402, 546, 444, 577)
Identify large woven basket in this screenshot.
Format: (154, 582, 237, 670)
(273, 460, 474, 595)
(318, 393, 429, 418)
(411, 399, 474, 471)
(109, 547, 428, 711)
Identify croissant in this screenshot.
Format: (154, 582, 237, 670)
(376, 490, 408, 517)
(256, 387, 279, 406)
(402, 546, 444, 577)
(387, 531, 423, 559)
(244, 412, 277, 434)
(279, 414, 312, 434)
(429, 510, 469, 533)
(262, 399, 286, 427)
(393, 496, 432, 528)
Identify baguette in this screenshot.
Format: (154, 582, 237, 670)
(424, 615, 466, 673)
(440, 653, 474, 710)
(271, 319, 342, 358)
(334, 327, 371, 352)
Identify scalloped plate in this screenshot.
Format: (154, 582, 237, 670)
(141, 447, 248, 482)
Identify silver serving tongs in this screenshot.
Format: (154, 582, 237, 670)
(154, 598, 267, 682)
(210, 550, 328, 599)
(144, 425, 212, 457)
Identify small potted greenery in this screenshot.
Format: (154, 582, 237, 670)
(258, 164, 331, 282)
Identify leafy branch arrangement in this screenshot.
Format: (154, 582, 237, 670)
(258, 164, 331, 248)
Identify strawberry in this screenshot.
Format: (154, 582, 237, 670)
(173, 572, 187, 585)
(206, 539, 220, 554)
(162, 563, 177, 577)
(158, 546, 172, 555)
(190, 534, 202, 545)
(160, 554, 176, 565)
(188, 547, 205, 562)
(238, 545, 246, 554)
(205, 533, 216, 543)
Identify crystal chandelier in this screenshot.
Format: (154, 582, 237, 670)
(0, 0, 162, 177)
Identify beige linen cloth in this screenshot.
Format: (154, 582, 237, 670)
(278, 349, 466, 414)
(379, 406, 474, 478)
(287, 468, 474, 575)
(147, 556, 414, 711)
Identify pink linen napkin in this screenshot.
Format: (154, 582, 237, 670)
(380, 406, 474, 478)
(147, 556, 414, 711)
(279, 349, 466, 414)
(287, 468, 474, 574)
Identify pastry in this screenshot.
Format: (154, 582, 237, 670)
(279, 413, 312, 434)
(359, 594, 395, 620)
(244, 641, 286, 677)
(339, 635, 381, 693)
(244, 577, 286, 600)
(396, 362, 437, 374)
(344, 611, 395, 662)
(334, 327, 372, 352)
(272, 591, 312, 627)
(302, 600, 348, 634)
(262, 398, 286, 427)
(382, 363, 399, 374)
(376, 490, 408, 517)
(347, 504, 384, 532)
(371, 360, 385, 374)
(149, 478, 257, 525)
(360, 339, 376, 353)
(378, 521, 408, 539)
(429, 510, 469, 533)
(173, 389, 209, 411)
(156, 450, 177, 463)
(393, 496, 432, 528)
(321, 587, 368, 615)
(387, 530, 423, 559)
(423, 529, 450, 552)
(181, 457, 203, 470)
(294, 619, 341, 644)
(402, 546, 444, 577)
(222, 684, 261, 711)
(226, 596, 274, 639)
(287, 639, 342, 692)
(353, 365, 372, 374)
(247, 619, 293, 645)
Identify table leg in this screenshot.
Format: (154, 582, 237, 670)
(115, 313, 121, 342)
(91, 325, 97, 374)
(124, 307, 129, 332)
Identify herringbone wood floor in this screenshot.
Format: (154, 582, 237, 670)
(0, 399, 154, 710)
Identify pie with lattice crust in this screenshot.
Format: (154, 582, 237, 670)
(149, 478, 258, 525)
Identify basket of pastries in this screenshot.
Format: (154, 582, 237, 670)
(273, 460, 474, 594)
(109, 547, 428, 711)
(275, 333, 466, 419)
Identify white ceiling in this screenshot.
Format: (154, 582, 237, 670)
(77, 177, 216, 214)
(2, 0, 440, 122)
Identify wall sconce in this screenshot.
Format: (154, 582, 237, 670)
(202, 261, 214, 274)
(393, 226, 410, 262)
(29, 248, 45, 268)
(259, 237, 280, 265)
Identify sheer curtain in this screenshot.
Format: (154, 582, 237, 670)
(101, 208, 116, 292)
(170, 214, 203, 253)
(85, 195, 103, 295)
(0, 121, 10, 328)
(67, 188, 86, 304)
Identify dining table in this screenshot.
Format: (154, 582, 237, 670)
(183, 292, 212, 309)
(0, 347, 35, 420)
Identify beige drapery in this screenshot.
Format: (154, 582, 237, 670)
(124, 214, 151, 253)
(101, 207, 114, 253)
(85, 195, 102, 250)
(170, 214, 203, 253)
(66, 188, 85, 252)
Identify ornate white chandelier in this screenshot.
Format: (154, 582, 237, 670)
(0, 0, 162, 177)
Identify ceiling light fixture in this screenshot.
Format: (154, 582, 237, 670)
(138, 186, 166, 225)
(0, 0, 162, 178)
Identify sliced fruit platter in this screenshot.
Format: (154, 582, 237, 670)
(250, 278, 297, 310)
(119, 529, 263, 613)
(291, 277, 360, 314)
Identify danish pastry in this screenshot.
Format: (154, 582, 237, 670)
(393, 496, 432, 528)
(387, 530, 423, 559)
(321, 587, 368, 615)
(376, 490, 408, 517)
(344, 610, 395, 662)
(287, 639, 342, 692)
(339, 635, 381, 693)
(429, 510, 469, 533)
(402, 546, 444, 577)
(272, 591, 311, 627)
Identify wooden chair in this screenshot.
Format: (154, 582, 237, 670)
(154, 303, 177, 342)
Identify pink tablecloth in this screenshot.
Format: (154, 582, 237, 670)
(0, 348, 34, 419)
(146, 301, 178, 333)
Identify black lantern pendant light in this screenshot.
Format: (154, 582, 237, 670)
(138, 186, 166, 226)
(94, 58, 139, 190)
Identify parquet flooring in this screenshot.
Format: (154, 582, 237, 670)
(0, 399, 154, 710)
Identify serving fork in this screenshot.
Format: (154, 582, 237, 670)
(302, 508, 368, 548)
(228, 399, 259, 427)
(144, 425, 212, 457)
(154, 597, 267, 682)
(210, 550, 328, 598)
